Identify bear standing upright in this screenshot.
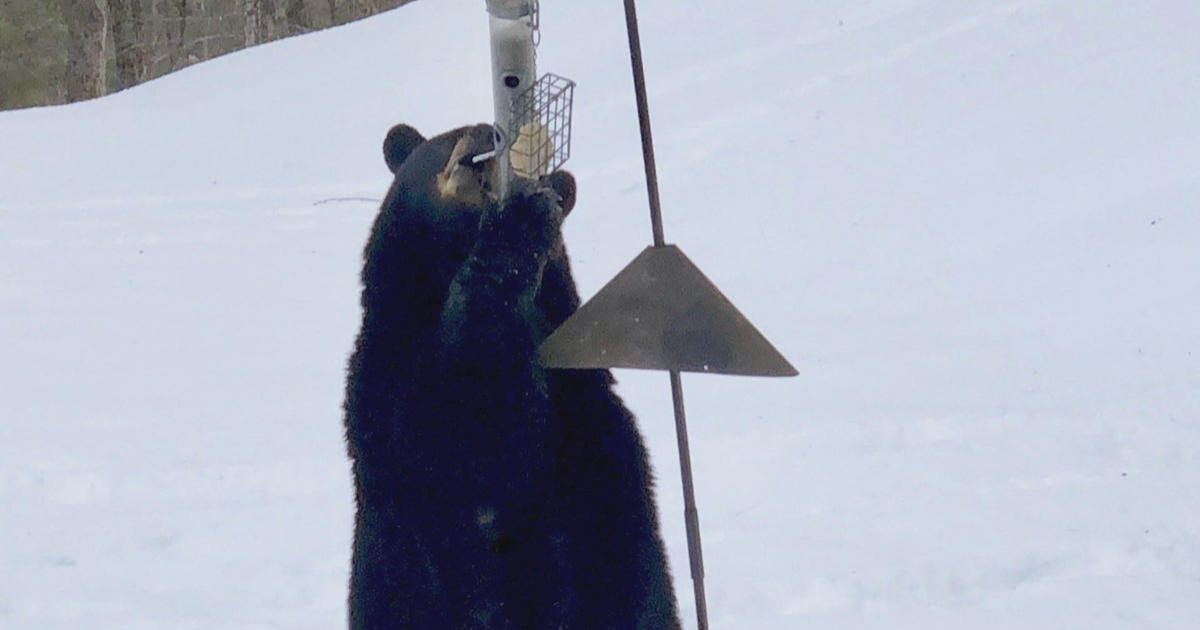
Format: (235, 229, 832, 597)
(344, 123, 681, 629)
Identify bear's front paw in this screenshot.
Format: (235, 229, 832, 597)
(478, 179, 564, 254)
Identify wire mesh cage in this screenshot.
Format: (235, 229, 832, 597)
(508, 73, 576, 178)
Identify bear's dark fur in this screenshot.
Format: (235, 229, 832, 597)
(344, 123, 681, 629)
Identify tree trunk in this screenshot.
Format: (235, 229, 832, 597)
(243, 0, 276, 45)
(62, 0, 109, 101)
(163, 0, 189, 70)
(285, 0, 313, 35)
(109, 0, 148, 88)
(243, 0, 258, 45)
(349, 0, 378, 20)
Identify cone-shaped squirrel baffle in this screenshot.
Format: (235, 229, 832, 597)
(540, 245, 797, 377)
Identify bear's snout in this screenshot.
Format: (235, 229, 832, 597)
(437, 127, 501, 207)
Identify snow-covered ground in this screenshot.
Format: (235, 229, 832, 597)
(2, 1, 1198, 628)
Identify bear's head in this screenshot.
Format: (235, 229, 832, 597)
(383, 123, 576, 219)
(364, 123, 582, 334)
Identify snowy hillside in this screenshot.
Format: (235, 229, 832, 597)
(2, 0, 1198, 628)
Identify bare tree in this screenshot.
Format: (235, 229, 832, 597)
(349, 0, 380, 21)
(285, 0, 314, 35)
(62, 0, 109, 101)
(243, 0, 277, 46)
(0, 0, 68, 108)
(110, 0, 147, 88)
(162, 0, 190, 70)
(4, 0, 413, 109)
(243, 0, 260, 46)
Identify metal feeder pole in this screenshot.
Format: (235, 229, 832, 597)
(622, 1, 710, 628)
(486, 0, 538, 200)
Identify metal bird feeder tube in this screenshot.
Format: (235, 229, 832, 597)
(486, 0, 538, 200)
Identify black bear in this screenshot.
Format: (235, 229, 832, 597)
(344, 123, 681, 629)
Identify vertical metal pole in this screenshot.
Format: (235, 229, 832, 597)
(623, 0, 667, 248)
(670, 371, 710, 630)
(486, 0, 538, 201)
(623, 0, 710, 626)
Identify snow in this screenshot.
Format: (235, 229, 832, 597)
(2, 0, 1198, 628)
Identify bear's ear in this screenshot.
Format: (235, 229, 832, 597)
(541, 170, 577, 216)
(383, 124, 426, 174)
